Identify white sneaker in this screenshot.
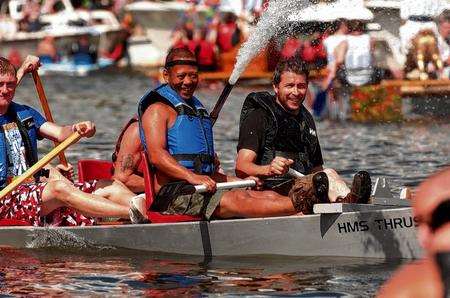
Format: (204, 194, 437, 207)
(129, 194, 149, 224)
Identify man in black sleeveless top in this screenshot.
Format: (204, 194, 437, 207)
(235, 58, 372, 204)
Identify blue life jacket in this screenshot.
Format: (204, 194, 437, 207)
(0, 102, 40, 188)
(138, 84, 215, 174)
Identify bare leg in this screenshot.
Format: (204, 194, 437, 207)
(246, 190, 283, 200)
(214, 189, 296, 218)
(41, 179, 130, 218)
(93, 179, 136, 207)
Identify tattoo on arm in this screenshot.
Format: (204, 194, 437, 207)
(120, 154, 135, 172)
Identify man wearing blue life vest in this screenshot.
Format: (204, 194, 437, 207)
(138, 48, 319, 218)
(0, 56, 147, 226)
(235, 58, 372, 208)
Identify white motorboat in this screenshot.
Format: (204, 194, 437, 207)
(1, 0, 122, 61)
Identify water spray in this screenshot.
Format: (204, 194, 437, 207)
(209, 0, 312, 125)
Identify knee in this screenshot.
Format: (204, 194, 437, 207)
(323, 168, 337, 175)
(323, 168, 339, 179)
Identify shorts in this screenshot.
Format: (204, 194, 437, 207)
(152, 181, 224, 220)
(0, 181, 98, 227)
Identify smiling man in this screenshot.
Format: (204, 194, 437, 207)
(0, 56, 146, 226)
(235, 58, 372, 208)
(138, 48, 314, 218)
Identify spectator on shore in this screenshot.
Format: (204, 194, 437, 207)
(217, 12, 241, 53)
(322, 20, 348, 119)
(323, 19, 348, 77)
(192, 26, 219, 71)
(280, 32, 302, 60)
(19, 0, 42, 32)
(439, 12, 450, 45)
(170, 30, 189, 51)
(301, 30, 327, 70)
(37, 36, 59, 63)
(71, 35, 97, 65)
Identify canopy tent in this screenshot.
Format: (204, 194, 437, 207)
(288, 0, 374, 23)
(400, 0, 447, 20)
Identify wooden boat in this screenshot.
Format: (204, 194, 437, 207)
(0, 157, 421, 259)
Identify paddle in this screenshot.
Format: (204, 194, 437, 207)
(194, 180, 256, 194)
(287, 168, 304, 178)
(194, 168, 303, 194)
(210, 82, 234, 126)
(0, 132, 81, 199)
(31, 71, 69, 167)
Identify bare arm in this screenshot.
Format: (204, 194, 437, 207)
(235, 149, 270, 178)
(16, 55, 41, 84)
(236, 149, 293, 178)
(112, 122, 145, 193)
(142, 103, 216, 192)
(334, 40, 348, 67)
(39, 121, 96, 142)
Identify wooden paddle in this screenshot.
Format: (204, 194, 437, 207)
(31, 71, 69, 167)
(0, 132, 81, 199)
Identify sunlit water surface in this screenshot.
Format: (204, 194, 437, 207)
(3, 72, 448, 296)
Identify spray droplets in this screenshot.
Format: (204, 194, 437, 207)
(229, 0, 312, 84)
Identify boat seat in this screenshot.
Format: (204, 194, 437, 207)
(0, 219, 31, 226)
(141, 152, 201, 223)
(77, 159, 114, 183)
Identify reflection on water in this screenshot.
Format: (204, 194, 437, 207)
(0, 248, 403, 296)
(7, 72, 450, 295)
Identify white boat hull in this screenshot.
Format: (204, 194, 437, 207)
(0, 206, 421, 259)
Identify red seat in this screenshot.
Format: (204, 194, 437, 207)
(78, 160, 114, 183)
(0, 219, 31, 226)
(141, 152, 200, 223)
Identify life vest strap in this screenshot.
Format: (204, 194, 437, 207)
(175, 104, 210, 118)
(172, 153, 214, 173)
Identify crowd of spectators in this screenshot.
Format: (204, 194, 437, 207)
(169, 10, 244, 71)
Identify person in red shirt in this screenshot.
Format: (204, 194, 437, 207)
(280, 34, 302, 60)
(217, 12, 241, 53)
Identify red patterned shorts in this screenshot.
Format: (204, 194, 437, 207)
(0, 181, 98, 227)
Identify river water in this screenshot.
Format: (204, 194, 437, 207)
(2, 72, 449, 296)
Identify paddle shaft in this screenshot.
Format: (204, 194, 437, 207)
(288, 168, 304, 178)
(31, 71, 68, 166)
(210, 82, 234, 126)
(195, 180, 256, 194)
(0, 132, 81, 199)
(194, 169, 302, 193)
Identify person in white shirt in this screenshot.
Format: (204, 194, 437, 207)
(325, 20, 375, 120)
(322, 19, 348, 120)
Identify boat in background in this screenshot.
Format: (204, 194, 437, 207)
(38, 57, 114, 77)
(1, 0, 122, 64)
